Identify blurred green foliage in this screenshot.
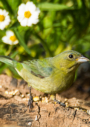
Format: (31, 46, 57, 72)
(0, 0, 90, 77)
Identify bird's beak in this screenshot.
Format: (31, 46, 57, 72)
(76, 56, 90, 63)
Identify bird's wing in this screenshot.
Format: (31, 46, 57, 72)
(23, 58, 54, 78)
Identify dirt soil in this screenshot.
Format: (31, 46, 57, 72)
(0, 73, 90, 127)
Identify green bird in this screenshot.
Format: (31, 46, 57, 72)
(0, 50, 89, 108)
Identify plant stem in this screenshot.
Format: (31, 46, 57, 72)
(13, 28, 31, 55)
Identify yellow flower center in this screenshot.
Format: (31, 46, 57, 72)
(10, 35, 17, 42)
(24, 11, 31, 18)
(0, 15, 5, 22)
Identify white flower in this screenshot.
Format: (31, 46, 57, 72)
(0, 9, 11, 30)
(2, 30, 19, 45)
(17, 1, 40, 26)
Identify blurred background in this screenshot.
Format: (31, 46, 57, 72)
(0, 0, 90, 78)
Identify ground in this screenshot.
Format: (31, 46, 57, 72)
(0, 73, 90, 127)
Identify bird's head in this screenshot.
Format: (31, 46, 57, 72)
(53, 50, 90, 73)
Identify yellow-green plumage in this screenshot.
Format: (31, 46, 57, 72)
(0, 50, 89, 94)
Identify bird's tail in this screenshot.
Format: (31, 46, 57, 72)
(0, 56, 15, 67)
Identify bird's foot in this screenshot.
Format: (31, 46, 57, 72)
(50, 95, 66, 107)
(54, 99, 66, 107)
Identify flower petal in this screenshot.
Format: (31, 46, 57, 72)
(17, 1, 40, 27)
(13, 40, 19, 45)
(26, 2, 36, 13)
(20, 18, 28, 26)
(0, 9, 10, 30)
(6, 30, 14, 37)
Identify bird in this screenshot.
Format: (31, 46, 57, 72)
(0, 50, 89, 109)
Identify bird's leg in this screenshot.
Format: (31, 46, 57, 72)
(50, 94, 66, 107)
(27, 86, 33, 111)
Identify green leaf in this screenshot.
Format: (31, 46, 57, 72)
(10, 21, 20, 29)
(7, 0, 21, 12)
(13, 28, 31, 55)
(33, 31, 53, 56)
(0, 0, 13, 14)
(38, 2, 73, 11)
(10, 51, 19, 58)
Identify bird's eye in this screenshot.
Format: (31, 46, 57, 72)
(69, 54, 73, 58)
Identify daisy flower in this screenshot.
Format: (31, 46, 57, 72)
(0, 9, 11, 30)
(17, 1, 40, 26)
(2, 30, 19, 45)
